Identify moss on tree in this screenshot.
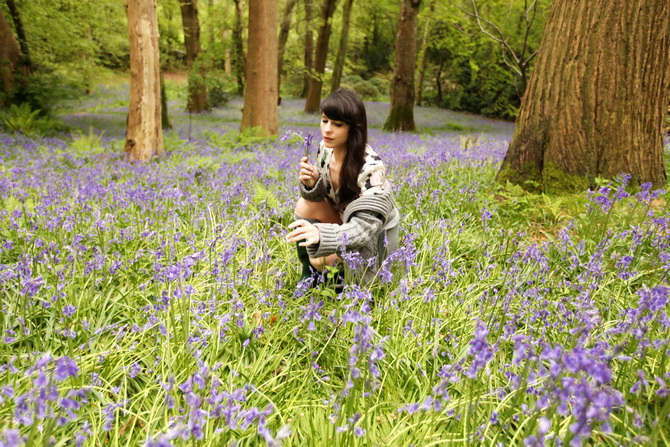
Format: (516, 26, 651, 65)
(383, 104, 416, 132)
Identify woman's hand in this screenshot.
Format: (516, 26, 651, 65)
(299, 156, 319, 188)
(287, 219, 320, 247)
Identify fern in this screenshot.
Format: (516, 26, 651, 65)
(253, 182, 279, 209)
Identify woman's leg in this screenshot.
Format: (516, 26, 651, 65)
(295, 197, 342, 225)
(295, 198, 342, 271)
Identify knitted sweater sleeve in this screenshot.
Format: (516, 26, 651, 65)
(307, 212, 383, 258)
(306, 185, 395, 259)
(299, 176, 327, 202)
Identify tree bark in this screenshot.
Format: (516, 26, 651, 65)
(330, 0, 354, 93)
(241, 0, 278, 136)
(180, 0, 208, 112)
(5, 0, 32, 72)
(302, 0, 315, 98)
(233, 0, 246, 95)
(278, 0, 298, 102)
(415, 0, 435, 106)
(0, 8, 21, 104)
(384, 0, 422, 131)
(161, 72, 172, 129)
(223, 29, 232, 74)
(124, 0, 164, 162)
(496, 0, 670, 193)
(304, 0, 338, 113)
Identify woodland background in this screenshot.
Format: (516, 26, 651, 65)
(0, 0, 544, 122)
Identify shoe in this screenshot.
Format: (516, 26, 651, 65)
(296, 242, 314, 282)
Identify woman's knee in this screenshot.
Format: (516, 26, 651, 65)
(295, 198, 341, 224)
(295, 198, 317, 219)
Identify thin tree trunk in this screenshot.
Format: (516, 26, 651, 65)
(124, 0, 164, 162)
(330, 0, 354, 93)
(415, 0, 435, 106)
(496, 0, 670, 193)
(241, 0, 278, 136)
(302, 0, 314, 98)
(233, 0, 246, 95)
(435, 57, 443, 106)
(0, 8, 21, 104)
(180, 0, 208, 112)
(161, 72, 171, 129)
(223, 29, 232, 74)
(278, 0, 298, 102)
(5, 0, 31, 72)
(384, 0, 422, 131)
(304, 0, 338, 113)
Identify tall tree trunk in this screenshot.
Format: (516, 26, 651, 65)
(223, 29, 232, 74)
(233, 0, 246, 95)
(180, 0, 208, 112)
(161, 72, 172, 129)
(241, 0, 278, 136)
(278, 0, 298, 103)
(435, 57, 444, 106)
(0, 8, 21, 105)
(124, 0, 164, 162)
(384, 0, 421, 131)
(415, 0, 435, 106)
(5, 0, 31, 72)
(330, 0, 354, 93)
(304, 0, 338, 113)
(302, 0, 315, 98)
(496, 0, 670, 193)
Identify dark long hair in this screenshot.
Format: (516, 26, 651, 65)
(320, 88, 368, 210)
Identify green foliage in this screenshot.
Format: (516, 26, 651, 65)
(494, 181, 584, 230)
(367, 76, 389, 96)
(0, 103, 64, 135)
(253, 182, 280, 209)
(69, 127, 108, 156)
(3, 68, 80, 114)
(204, 127, 276, 151)
(205, 70, 235, 108)
(356, 2, 398, 77)
(342, 75, 381, 101)
(420, 0, 550, 120)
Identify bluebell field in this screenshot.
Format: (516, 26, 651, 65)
(1, 82, 670, 446)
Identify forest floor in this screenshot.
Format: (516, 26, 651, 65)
(2, 78, 670, 446)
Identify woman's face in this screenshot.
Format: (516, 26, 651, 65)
(320, 113, 350, 152)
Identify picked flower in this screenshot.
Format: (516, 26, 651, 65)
(303, 134, 314, 159)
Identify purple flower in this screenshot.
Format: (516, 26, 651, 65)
(54, 357, 79, 381)
(465, 320, 495, 379)
(0, 429, 24, 446)
(62, 305, 77, 317)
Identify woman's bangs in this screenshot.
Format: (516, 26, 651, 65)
(320, 97, 350, 123)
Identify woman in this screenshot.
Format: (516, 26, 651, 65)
(286, 88, 399, 285)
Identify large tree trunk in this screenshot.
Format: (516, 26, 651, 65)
(330, 0, 354, 93)
(497, 0, 670, 193)
(233, 0, 246, 95)
(384, 0, 421, 131)
(124, 0, 164, 162)
(241, 0, 278, 136)
(0, 8, 21, 105)
(278, 0, 298, 102)
(301, 0, 315, 98)
(180, 0, 208, 112)
(304, 0, 338, 113)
